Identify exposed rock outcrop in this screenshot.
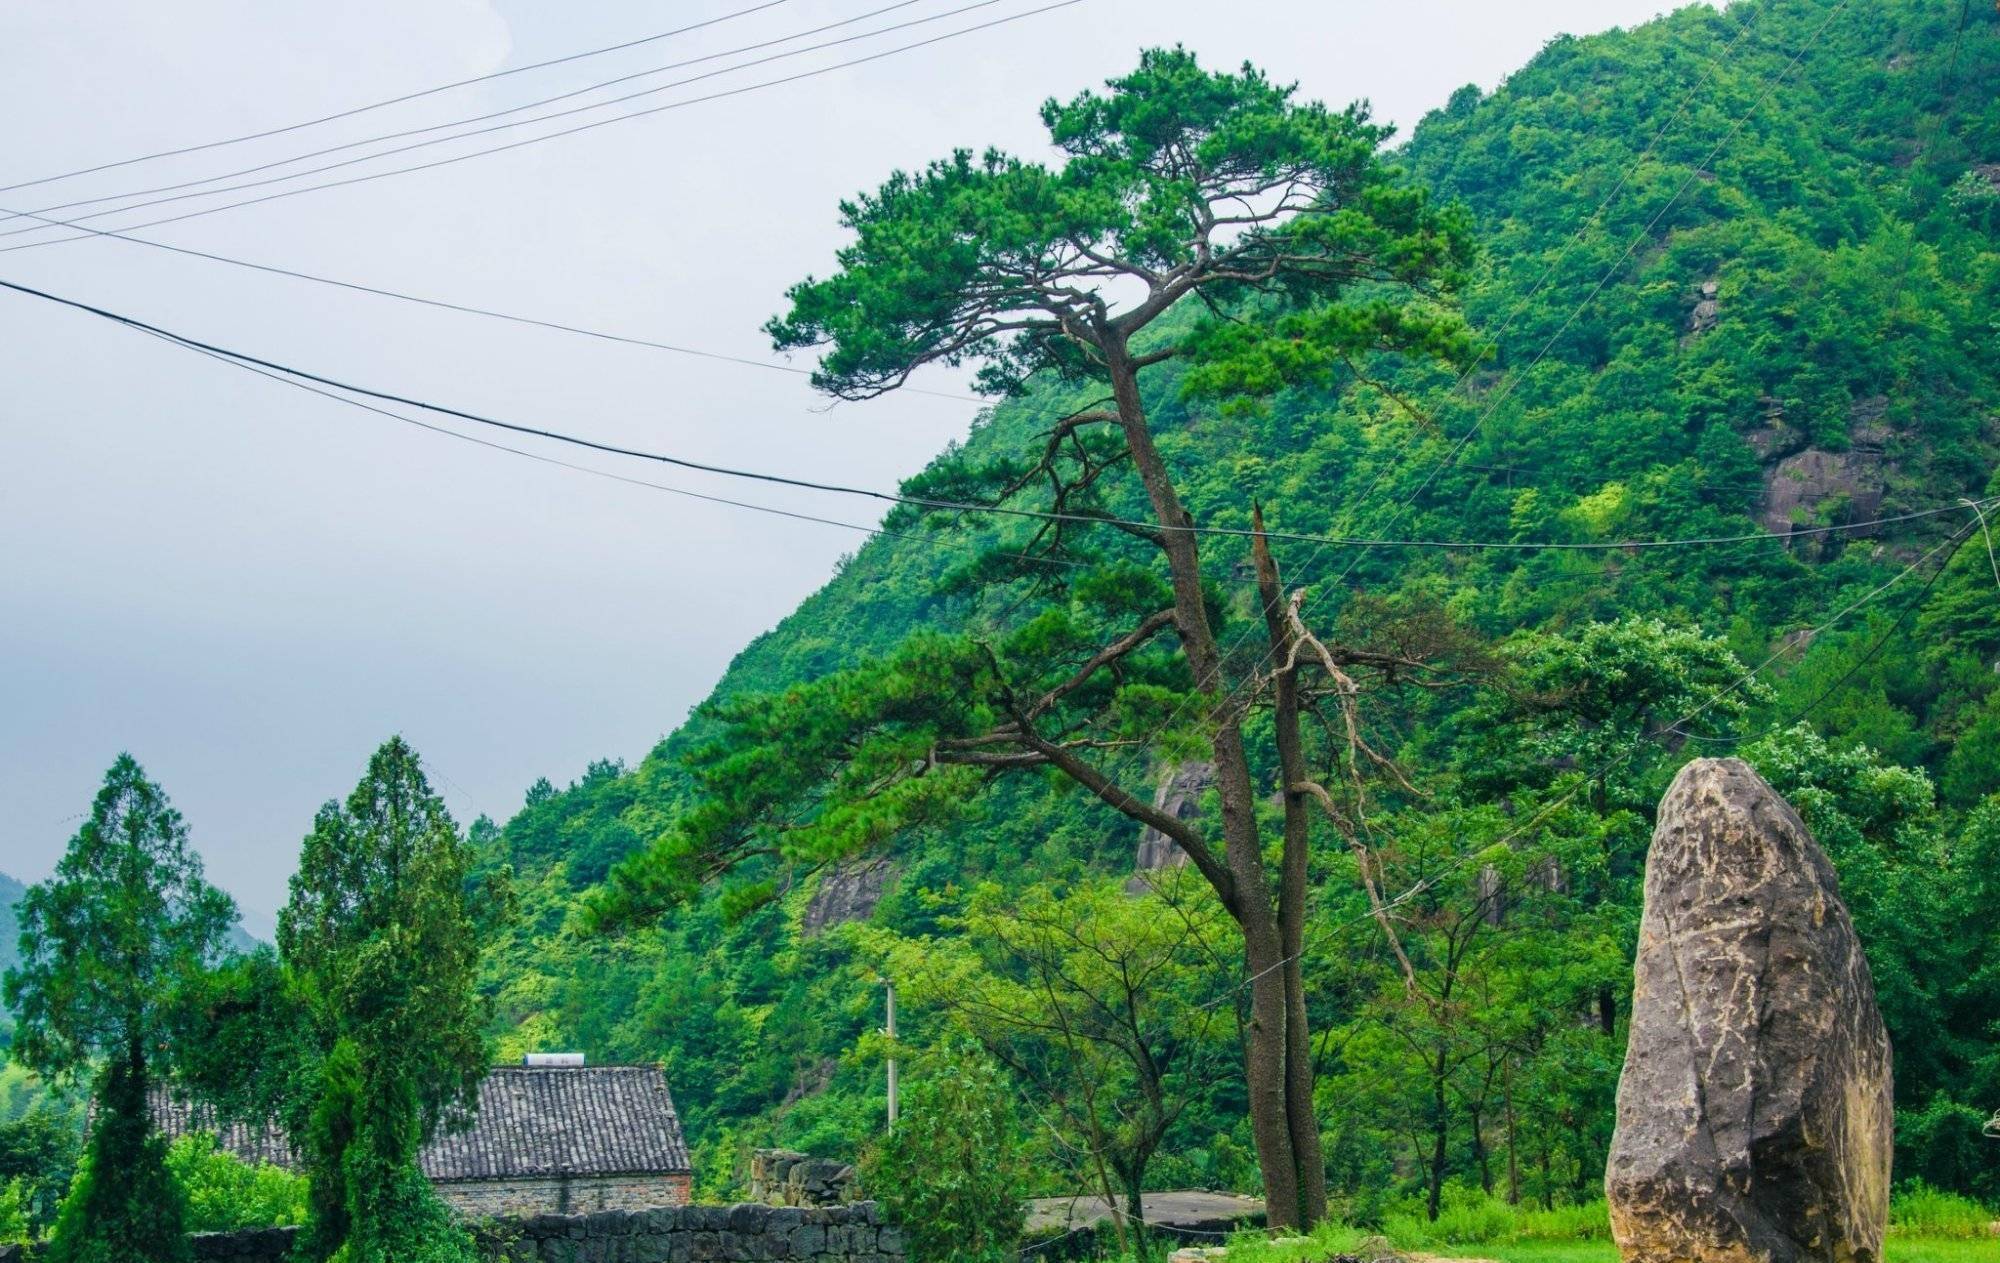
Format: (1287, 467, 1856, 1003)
(1607, 758, 1892, 1263)
(1127, 761, 1213, 891)
(802, 857, 897, 935)
(1756, 397, 1894, 542)
(1686, 279, 1721, 339)
(750, 1148, 862, 1207)
(1760, 448, 1887, 536)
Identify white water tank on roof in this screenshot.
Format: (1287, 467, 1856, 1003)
(522, 1052, 586, 1067)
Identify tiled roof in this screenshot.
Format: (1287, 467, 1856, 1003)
(149, 1065, 690, 1181)
(424, 1066, 691, 1181)
(147, 1092, 298, 1169)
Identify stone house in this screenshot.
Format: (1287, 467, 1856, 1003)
(150, 1060, 692, 1216)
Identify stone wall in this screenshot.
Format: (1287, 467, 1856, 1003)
(748, 1149, 859, 1206)
(438, 1172, 694, 1218)
(486, 1203, 900, 1263)
(171, 1201, 898, 1263)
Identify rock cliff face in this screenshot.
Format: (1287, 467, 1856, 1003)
(1755, 397, 1895, 543)
(1126, 761, 1212, 891)
(802, 857, 896, 935)
(1607, 758, 1892, 1263)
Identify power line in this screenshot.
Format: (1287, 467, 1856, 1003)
(4, 273, 1983, 556)
(0, 0, 792, 196)
(0, 0, 1089, 251)
(0, 201, 984, 403)
(131, 315, 1085, 573)
(1675, 519, 1980, 745)
(0, 0, 998, 234)
(1196, 516, 1981, 1016)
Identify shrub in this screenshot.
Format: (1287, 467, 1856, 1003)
(42, 1056, 192, 1263)
(1890, 1181, 1997, 1240)
(860, 1044, 1027, 1263)
(164, 1133, 308, 1232)
(0, 1177, 30, 1245)
(1896, 1097, 2000, 1204)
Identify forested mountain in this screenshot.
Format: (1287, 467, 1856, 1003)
(0, 873, 22, 981)
(474, 0, 2000, 1211)
(1, 871, 259, 1023)
(1, 876, 23, 1049)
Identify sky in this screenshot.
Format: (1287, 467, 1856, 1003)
(0, 0, 1702, 923)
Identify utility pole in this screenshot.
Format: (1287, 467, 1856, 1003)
(884, 979, 899, 1132)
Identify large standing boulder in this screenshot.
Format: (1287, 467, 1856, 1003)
(1607, 758, 1892, 1263)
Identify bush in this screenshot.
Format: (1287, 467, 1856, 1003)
(1896, 1097, 2000, 1204)
(0, 1177, 30, 1245)
(164, 1134, 308, 1232)
(1890, 1182, 1997, 1240)
(295, 1041, 479, 1263)
(860, 1044, 1027, 1263)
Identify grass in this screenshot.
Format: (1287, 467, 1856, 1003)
(1888, 1183, 1998, 1239)
(1419, 1245, 1996, 1263)
(1190, 1188, 1996, 1263)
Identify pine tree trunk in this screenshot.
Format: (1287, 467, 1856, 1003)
(1108, 351, 1307, 1229)
(1254, 516, 1328, 1227)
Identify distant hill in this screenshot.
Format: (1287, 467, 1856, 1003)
(0, 870, 265, 994)
(0, 871, 23, 978)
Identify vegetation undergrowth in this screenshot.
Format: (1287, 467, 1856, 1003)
(1887, 1182, 1999, 1240)
(1159, 1188, 1996, 1263)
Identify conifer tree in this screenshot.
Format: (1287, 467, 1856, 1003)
(279, 737, 490, 1263)
(3, 754, 236, 1263)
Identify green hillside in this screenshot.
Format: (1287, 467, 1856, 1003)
(0, 872, 22, 981)
(476, 0, 2000, 1210)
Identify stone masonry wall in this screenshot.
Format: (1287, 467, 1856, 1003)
(176, 1201, 900, 1263)
(748, 1149, 859, 1207)
(438, 1172, 695, 1218)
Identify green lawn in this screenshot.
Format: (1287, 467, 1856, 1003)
(1422, 1239, 1994, 1263)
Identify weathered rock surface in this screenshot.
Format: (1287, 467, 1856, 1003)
(750, 1148, 861, 1206)
(1126, 761, 1212, 891)
(802, 856, 896, 934)
(1607, 758, 1892, 1263)
(1759, 447, 1887, 537)
(1687, 279, 1722, 338)
(1754, 396, 1897, 544)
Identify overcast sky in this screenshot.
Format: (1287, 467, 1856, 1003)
(0, 0, 1700, 923)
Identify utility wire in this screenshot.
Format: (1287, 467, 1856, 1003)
(0, 0, 792, 196)
(1676, 519, 1982, 745)
(129, 318, 1079, 571)
(0, 0, 1089, 251)
(3, 273, 1983, 556)
(1194, 518, 1981, 1016)
(0, 0, 992, 232)
(0, 201, 983, 403)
